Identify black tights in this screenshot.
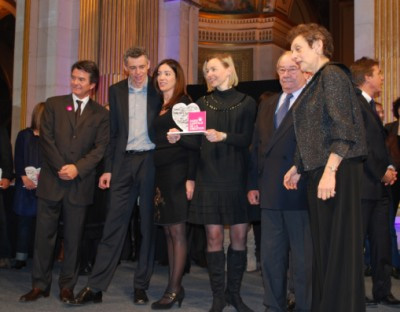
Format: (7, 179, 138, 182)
(164, 222, 187, 293)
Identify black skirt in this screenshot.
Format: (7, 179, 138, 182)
(154, 161, 189, 225)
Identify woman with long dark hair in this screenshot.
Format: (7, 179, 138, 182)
(151, 59, 196, 309)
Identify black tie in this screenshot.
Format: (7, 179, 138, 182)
(275, 93, 293, 128)
(75, 100, 83, 123)
(370, 99, 376, 113)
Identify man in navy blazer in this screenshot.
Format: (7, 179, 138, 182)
(351, 57, 400, 306)
(248, 51, 312, 312)
(20, 60, 109, 303)
(72, 47, 162, 306)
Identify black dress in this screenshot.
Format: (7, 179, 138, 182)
(188, 88, 256, 225)
(153, 95, 197, 225)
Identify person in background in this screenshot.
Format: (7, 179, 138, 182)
(350, 57, 399, 306)
(12, 102, 45, 269)
(0, 125, 13, 269)
(385, 97, 400, 279)
(150, 59, 197, 309)
(168, 53, 256, 312)
(284, 23, 367, 312)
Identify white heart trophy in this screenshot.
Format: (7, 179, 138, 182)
(25, 166, 41, 186)
(172, 102, 200, 132)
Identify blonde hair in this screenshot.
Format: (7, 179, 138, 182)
(202, 54, 239, 92)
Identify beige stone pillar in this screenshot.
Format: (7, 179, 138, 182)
(79, 0, 159, 105)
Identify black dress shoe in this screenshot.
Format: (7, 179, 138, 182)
(364, 265, 372, 277)
(392, 267, 400, 280)
(151, 287, 185, 310)
(12, 260, 27, 270)
(19, 288, 50, 302)
(68, 287, 102, 305)
(59, 288, 74, 303)
(377, 293, 400, 305)
(79, 263, 93, 276)
(287, 298, 296, 311)
(134, 288, 149, 305)
(365, 296, 377, 306)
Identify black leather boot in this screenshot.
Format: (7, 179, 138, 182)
(225, 246, 254, 312)
(206, 250, 226, 312)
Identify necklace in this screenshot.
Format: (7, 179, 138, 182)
(204, 94, 247, 111)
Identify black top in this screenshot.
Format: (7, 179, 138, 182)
(153, 95, 197, 179)
(195, 88, 256, 187)
(292, 62, 367, 172)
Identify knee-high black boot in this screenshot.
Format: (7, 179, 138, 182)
(206, 250, 226, 312)
(225, 246, 254, 312)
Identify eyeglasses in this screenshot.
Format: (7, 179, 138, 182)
(277, 67, 299, 75)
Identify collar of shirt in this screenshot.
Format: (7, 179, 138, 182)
(72, 94, 90, 113)
(361, 90, 373, 103)
(278, 85, 305, 111)
(128, 77, 148, 94)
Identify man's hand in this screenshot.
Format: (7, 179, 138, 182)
(58, 164, 79, 180)
(382, 168, 397, 186)
(283, 166, 301, 190)
(98, 173, 112, 189)
(247, 190, 260, 205)
(0, 178, 10, 189)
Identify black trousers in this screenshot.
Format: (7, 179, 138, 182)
(88, 152, 156, 291)
(32, 197, 86, 290)
(261, 209, 312, 312)
(362, 191, 392, 300)
(307, 159, 365, 312)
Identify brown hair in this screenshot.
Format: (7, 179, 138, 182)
(287, 23, 334, 59)
(71, 60, 99, 86)
(31, 102, 45, 131)
(153, 59, 187, 110)
(350, 57, 379, 87)
(202, 53, 239, 92)
(123, 46, 149, 65)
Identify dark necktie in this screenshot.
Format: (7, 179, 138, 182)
(75, 100, 83, 123)
(275, 93, 293, 128)
(370, 99, 377, 113)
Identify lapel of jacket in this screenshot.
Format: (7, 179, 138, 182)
(119, 80, 130, 134)
(76, 98, 95, 127)
(263, 93, 293, 155)
(65, 94, 76, 129)
(360, 94, 386, 133)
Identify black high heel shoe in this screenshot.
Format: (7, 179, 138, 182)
(151, 287, 185, 310)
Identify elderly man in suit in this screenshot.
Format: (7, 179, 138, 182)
(248, 51, 312, 312)
(0, 126, 13, 268)
(19, 60, 109, 303)
(350, 57, 400, 306)
(72, 46, 162, 306)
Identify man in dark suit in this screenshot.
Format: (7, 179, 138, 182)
(248, 51, 312, 312)
(72, 46, 162, 306)
(350, 57, 400, 306)
(19, 60, 109, 303)
(0, 126, 13, 268)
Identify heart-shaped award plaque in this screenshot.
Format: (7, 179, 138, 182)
(172, 103, 200, 132)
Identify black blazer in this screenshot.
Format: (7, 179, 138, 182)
(248, 93, 308, 210)
(0, 126, 13, 180)
(357, 90, 390, 200)
(104, 77, 162, 176)
(36, 94, 109, 205)
(293, 63, 367, 172)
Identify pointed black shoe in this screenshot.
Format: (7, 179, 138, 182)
(151, 287, 185, 310)
(67, 287, 102, 305)
(134, 288, 149, 305)
(377, 293, 400, 305)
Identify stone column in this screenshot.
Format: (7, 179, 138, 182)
(158, 0, 200, 84)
